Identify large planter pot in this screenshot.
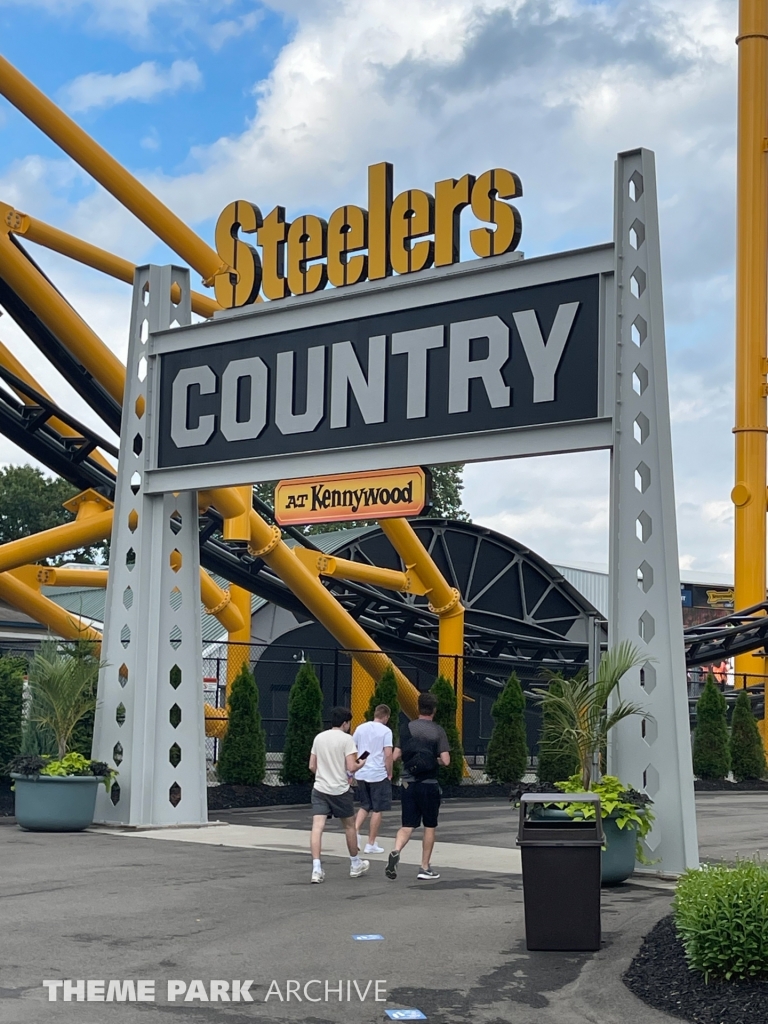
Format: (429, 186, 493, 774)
(530, 806, 639, 885)
(11, 774, 102, 832)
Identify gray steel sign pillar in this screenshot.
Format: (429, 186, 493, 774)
(92, 265, 207, 827)
(608, 148, 699, 873)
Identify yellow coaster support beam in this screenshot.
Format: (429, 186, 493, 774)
(734, 1, 768, 727)
(379, 518, 465, 732)
(3, 206, 222, 319)
(0, 570, 101, 643)
(293, 547, 428, 595)
(226, 586, 253, 686)
(29, 566, 109, 588)
(0, 55, 231, 288)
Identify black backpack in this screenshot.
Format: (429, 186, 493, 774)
(401, 723, 438, 779)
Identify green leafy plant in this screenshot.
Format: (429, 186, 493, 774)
(555, 773, 654, 857)
(365, 664, 401, 783)
(281, 660, 324, 785)
(692, 673, 730, 780)
(673, 859, 768, 981)
(730, 690, 767, 782)
(486, 672, 528, 783)
(7, 752, 116, 790)
(0, 656, 25, 775)
(26, 642, 102, 760)
(430, 675, 464, 786)
(537, 676, 579, 785)
(533, 641, 649, 790)
(217, 663, 267, 786)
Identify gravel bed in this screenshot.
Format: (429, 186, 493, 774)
(623, 914, 768, 1024)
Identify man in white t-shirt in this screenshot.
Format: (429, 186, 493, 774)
(308, 706, 370, 884)
(352, 704, 394, 854)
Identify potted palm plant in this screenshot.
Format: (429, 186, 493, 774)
(532, 641, 655, 885)
(7, 643, 115, 831)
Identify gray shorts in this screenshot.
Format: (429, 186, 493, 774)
(357, 778, 392, 812)
(311, 787, 355, 819)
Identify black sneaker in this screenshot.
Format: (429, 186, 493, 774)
(417, 867, 440, 880)
(385, 850, 400, 880)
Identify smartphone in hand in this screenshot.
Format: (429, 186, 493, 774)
(358, 751, 370, 760)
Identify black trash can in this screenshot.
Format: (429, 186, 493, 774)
(516, 793, 603, 951)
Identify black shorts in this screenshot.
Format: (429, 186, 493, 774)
(311, 787, 355, 819)
(400, 781, 441, 829)
(357, 779, 392, 813)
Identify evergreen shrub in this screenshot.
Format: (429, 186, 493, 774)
(692, 674, 730, 780)
(486, 672, 528, 783)
(364, 664, 401, 782)
(0, 657, 25, 774)
(730, 689, 767, 781)
(216, 663, 266, 786)
(281, 660, 323, 785)
(430, 675, 464, 786)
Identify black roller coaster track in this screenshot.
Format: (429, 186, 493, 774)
(683, 602, 768, 668)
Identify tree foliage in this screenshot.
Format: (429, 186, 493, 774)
(0, 465, 108, 563)
(217, 663, 267, 786)
(534, 641, 648, 789)
(729, 690, 766, 782)
(537, 677, 580, 785)
(486, 672, 528, 783)
(430, 675, 464, 786)
(0, 656, 25, 775)
(692, 674, 730, 781)
(281, 660, 324, 784)
(365, 664, 401, 782)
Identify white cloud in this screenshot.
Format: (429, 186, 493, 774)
(60, 59, 202, 113)
(207, 10, 263, 51)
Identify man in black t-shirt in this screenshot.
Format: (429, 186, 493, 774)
(385, 692, 450, 881)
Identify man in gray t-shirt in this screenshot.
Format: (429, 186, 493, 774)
(385, 692, 450, 881)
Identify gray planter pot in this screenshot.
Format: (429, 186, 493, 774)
(530, 805, 641, 885)
(11, 774, 102, 832)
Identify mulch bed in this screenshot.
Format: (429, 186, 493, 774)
(207, 781, 511, 811)
(694, 778, 768, 792)
(623, 914, 768, 1024)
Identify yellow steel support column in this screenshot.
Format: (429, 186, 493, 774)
(199, 572, 245, 635)
(0, 56, 230, 287)
(0, 571, 101, 642)
(3, 207, 221, 318)
(351, 659, 377, 729)
(734, 2, 768, 729)
(379, 518, 465, 732)
(226, 586, 253, 686)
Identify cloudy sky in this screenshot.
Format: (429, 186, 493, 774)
(0, 0, 738, 573)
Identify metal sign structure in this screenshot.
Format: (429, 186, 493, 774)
(93, 147, 698, 876)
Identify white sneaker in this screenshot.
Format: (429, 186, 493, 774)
(311, 868, 325, 884)
(364, 843, 385, 854)
(350, 859, 370, 878)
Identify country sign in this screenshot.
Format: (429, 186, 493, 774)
(274, 468, 428, 526)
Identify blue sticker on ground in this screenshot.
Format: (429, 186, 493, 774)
(385, 1010, 427, 1020)
(353, 934, 385, 941)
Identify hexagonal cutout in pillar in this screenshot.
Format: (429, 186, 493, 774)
(135, 394, 146, 420)
(130, 471, 141, 495)
(629, 170, 644, 201)
(639, 610, 655, 643)
(637, 560, 654, 593)
(169, 625, 182, 650)
(634, 412, 650, 444)
(128, 509, 139, 533)
(120, 624, 131, 648)
(636, 510, 652, 543)
(169, 703, 182, 728)
(170, 548, 182, 573)
(112, 741, 123, 765)
(118, 663, 129, 688)
(635, 462, 651, 494)
(169, 782, 182, 807)
(170, 586, 182, 611)
(641, 716, 658, 747)
(630, 267, 647, 299)
(631, 314, 648, 347)
(642, 763, 660, 798)
(116, 702, 126, 726)
(632, 364, 649, 396)
(169, 664, 181, 689)
(639, 661, 657, 693)
(171, 509, 183, 529)
(138, 356, 147, 382)
(132, 433, 143, 457)
(126, 547, 136, 570)
(629, 218, 646, 251)
(169, 743, 181, 768)
(110, 781, 121, 806)
(122, 585, 133, 610)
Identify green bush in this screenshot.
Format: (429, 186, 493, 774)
(674, 860, 768, 980)
(430, 675, 464, 786)
(216, 664, 266, 786)
(281, 660, 324, 785)
(692, 674, 730, 780)
(0, 657, 25, 774)
(537, 678, 579, 785)
(365, 664, 401, 782)
(730, 690, 767, 781)
(486, 672, 528, 783)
